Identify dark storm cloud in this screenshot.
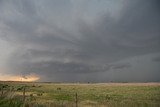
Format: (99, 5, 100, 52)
(0, 0, 160, 82)
(111, 63, 131, 70)
(152, 56, 160, 62)
(77, 0, 160, 63)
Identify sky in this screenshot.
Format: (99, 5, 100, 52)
(0, 0, 160, 82)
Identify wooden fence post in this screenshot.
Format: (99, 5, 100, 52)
(75, 92, 78, 107)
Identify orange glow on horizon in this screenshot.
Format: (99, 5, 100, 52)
(0, 73, 40, 82)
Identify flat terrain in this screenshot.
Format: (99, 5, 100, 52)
(0, 82, 160, 107)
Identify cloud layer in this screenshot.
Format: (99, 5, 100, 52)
(0, 0, 160, 82)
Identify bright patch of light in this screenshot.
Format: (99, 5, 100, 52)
(0, 73, 39, 82)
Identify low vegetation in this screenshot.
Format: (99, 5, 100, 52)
(0, 82, 160, 107)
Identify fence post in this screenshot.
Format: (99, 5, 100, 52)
(75, 92, 78, 107)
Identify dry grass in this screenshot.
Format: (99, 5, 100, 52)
(0, 82, 160, 107)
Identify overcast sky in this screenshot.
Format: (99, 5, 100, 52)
(0, 0, 160, 82)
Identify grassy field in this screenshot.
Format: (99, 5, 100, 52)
(0, 82, 160, 107)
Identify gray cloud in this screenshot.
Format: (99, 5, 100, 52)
(111, 63, 131, 70)
(0, 0, 160, 82)
(77, 0, 160, 62)
(152, 56, 160, 62)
